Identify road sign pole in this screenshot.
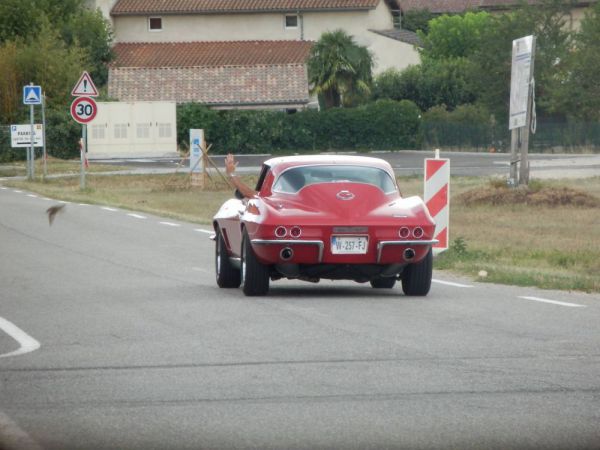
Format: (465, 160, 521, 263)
(80, 125, 87, 190)
(42, 92, 47, 179)
(29, 102, 35, 181)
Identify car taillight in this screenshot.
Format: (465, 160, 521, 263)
(413, 227, 424, 238)
(399, 227, 410, 239)
(290, 226, 302, 238)
(275, 226, 287, 238)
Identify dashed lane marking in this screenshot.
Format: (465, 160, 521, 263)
(0, 316, 40, 358)
(159, 221, 180, 227)
(432, 279, 473, 288)
(195, 228, 213, 234)
(101, 206, 118, 212)
(127, 213, 147, 219)
(519, 296, 586, 308)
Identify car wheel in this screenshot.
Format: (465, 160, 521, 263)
(370, 277, 396, 289)
(215, 230, 241, 288)
(401, 248, 432, 296)
(241, 230, 270, 296)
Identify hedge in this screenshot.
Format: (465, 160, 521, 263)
(0, 106, 81, 163)
(177, 99, 422, 154)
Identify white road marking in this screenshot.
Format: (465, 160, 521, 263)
(0, 316, 40, 358)
(1, 187, 8, 190)
(194, 228, 213, 234)
(13, 190, 22, 193)
(26, 194, 37, 198)
(0, 411, 44, 450)
(519, 296, 585, 308)
(159, 221, 180, 227)
(432, 279, 473, 288)
(101, 206, 118, 211)
(127, 213, 147, 219)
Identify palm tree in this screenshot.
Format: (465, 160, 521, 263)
(307, 29, 374, 109)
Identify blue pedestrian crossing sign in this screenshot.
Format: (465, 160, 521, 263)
(23, 85, 42, 105)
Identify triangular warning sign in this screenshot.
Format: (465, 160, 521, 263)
(71, 71, 99, 97)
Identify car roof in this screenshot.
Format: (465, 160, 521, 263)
(264, 154, 394, 176)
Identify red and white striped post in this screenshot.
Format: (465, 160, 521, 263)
(424, 150, 450, 254)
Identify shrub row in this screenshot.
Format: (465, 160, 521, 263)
(177, 100, 422, 154)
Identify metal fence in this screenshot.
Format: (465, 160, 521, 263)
(422, 120, 600, 153)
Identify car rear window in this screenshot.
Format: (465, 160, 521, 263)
(273, 165, 396, 194)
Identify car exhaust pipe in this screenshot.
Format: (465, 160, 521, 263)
(404, 248, 415, 261)
(280, 247, 294, 261)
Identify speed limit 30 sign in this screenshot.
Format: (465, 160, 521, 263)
(71, 96, 97, 124)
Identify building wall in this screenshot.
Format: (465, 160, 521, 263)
(112, 4, 392, 43)
(366, 32, 420, 73)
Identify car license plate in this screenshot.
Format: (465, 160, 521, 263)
(331, 236, 368, 254)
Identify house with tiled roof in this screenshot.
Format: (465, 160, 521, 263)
(88, 0, 422, 109)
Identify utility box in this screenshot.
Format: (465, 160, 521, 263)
(87, 101, 177, 159)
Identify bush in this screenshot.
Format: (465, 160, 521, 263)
(176, 100, 422, 154)
(45, 107, 81, 159)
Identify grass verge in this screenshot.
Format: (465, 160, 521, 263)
(2, 169, 599, 293)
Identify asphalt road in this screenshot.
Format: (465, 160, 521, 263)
(1, 185, 599, 450)
(92, 150, 600, 179)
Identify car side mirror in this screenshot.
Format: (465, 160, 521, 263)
(234, 188, 244, 200)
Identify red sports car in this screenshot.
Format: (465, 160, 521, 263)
(212, 155, 437, 296)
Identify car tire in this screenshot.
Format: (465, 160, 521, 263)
(401, 248, 432, 296)
(370, 277, 396, 289)
(241, 230, 270, 296)
(215, 230, 241, 288)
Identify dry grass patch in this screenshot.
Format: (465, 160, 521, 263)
(437, 177, 600, 292)
(457, 179, 600, 208)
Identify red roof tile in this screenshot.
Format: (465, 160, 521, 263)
(111, 41, 313, 68)
(112, 0, 380, 15)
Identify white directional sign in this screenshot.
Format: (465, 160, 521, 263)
(71, 97, 98, 124)
(71, 71, 99, 97)
(509, 35, 534, 130)
(190, 129, 204, 173)
(23, 86, 42, 105)
(11, 124, 44, 148)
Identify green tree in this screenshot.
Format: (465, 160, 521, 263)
(17, 22, 89, 107)
(0, 0, 40, 43)
(550, 2, 600, 120)
(307, 29, 374, 109)
(372, 58, 477, 111)
(61, 8, 113, 85)
(467, 0, 573, 122)
(0, 42, 21, 123)
(402, 9, 435, 33)
(419, 12, 492, 60)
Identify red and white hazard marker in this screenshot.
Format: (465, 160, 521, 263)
(424, 153, 450, 254)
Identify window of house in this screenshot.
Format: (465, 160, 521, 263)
(136, 123, 150, 139)
(158, 123, 172, 138)
(285, 15, 298, 29)
(91, 124, 105, 140)
(149, 17, 162, 31)
(114, 123, 128, 139)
